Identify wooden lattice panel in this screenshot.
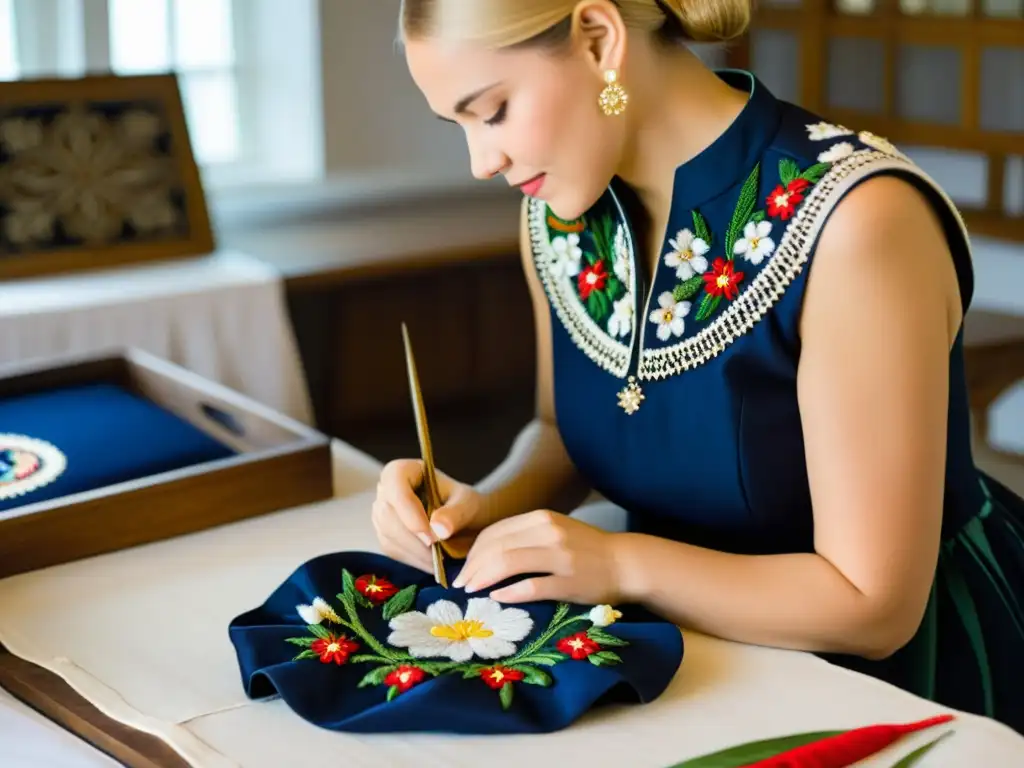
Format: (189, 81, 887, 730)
(730, 0, 1024, 241)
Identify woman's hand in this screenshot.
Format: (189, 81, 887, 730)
(451, 510, 625, 605)
(371, 459, 489, 573)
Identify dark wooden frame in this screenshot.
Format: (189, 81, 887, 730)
(730, 1, 1024, 241)
(0, 347, 333, 579)
(0, 73, 215, 280)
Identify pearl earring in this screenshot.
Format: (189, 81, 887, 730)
(598, 69, 628, 116)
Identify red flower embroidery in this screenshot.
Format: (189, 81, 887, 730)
(479, 665, 525, 690)
(556, 632, 600, 660)
(577, 261, 609, 299)
(702, 258, 744, 300)
(354, 574, 398, 603)
(311, 633, 360, 665)
(383, 665, 427, 693)
(765, 178, 810, 220)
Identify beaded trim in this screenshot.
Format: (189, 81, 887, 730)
(529, 147, 970, 382)
(0, 433, 67, 502)
(527, 197, 633, 377)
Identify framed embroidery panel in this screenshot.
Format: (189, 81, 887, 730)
(730, 0, 1024, 242)
(0, 73, 214, 280)
(0, 347, 332, 580)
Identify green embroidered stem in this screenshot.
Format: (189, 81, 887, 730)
(336, 589, 411, 662)
(724, 163, 760, 259)
(507, 606, 588, 663)
(694, 293, 721, 322)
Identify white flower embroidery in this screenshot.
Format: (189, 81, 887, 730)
(858, 131, 904, 158)
(663, 229, 710, 280)
(817, 141, 855, 163)
(732, 220, 775, 265)
(589, 605, 622, 627)
(648, 291, 690, 341)
(387, 598, 533, 662)
(806, 121, 853, 141)
(548, 233, 583, 279)
(296, 597, 342, 625)
(612, 225, 631, 285)
(608, 294, 634, 338)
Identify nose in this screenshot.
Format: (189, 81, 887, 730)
(467, 137, 509, 181)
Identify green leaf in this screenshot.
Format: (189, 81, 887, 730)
(358, 665, 398, 688)
(284, 637, 315, 648)
(778, 157, 801, 187)
(520, 652, 566, 666)
(342, 569, 356, 599)
(499, 682, 514, 711)
(307, 623, 331, 640)
(551, 603, 571, 626)
(355, 593, 375, 610)
(605, 275, 624, 302)
(386, 684, 400, 702)
(292, 649, 319, 661)
(891, 732, 954, 767)
(799, 161, 830, 184)
(666, 730, 842, 767)
(586, 627, 630, 648)
(511, 665, 552, 687)
(462, 664, 488, 679)
(751, 210, 766, 223)
(672, 275, 704, 302)
(586, 290, 610, 324)
(691, 210, 713, 247)
(694, 292, 721, 322)
(350, 654, 387, 665)
(382, 584, 418, 620)
(587, 650, 623, 666)
(725, 163, 760, 258)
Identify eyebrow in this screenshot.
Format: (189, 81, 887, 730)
(437, 82, 501, 123)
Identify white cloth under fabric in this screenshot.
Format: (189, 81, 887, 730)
(1, 442, 1023, 768)
(0, 250, 313, 425)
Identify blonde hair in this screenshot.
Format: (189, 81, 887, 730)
(400, 0, 750, 48)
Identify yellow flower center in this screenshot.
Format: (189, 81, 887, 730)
(489, 669, 505, 683)
(749, 236, 760, 248)
(364, 583, 383, 593)
(399, 671, 412, 683)
(775, 192, 790, 206)
(431, 620, 494, 641)
(326, 642, 340, 653)
(717, 274, 731, 288)
(681, 248, 693, 261)
(569, 638, 585, 650)
(660, 309, 673, 322)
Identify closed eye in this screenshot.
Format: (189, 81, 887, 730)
(484, 101, 508, 126)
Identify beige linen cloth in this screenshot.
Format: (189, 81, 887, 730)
(1, 442, 1023, 767)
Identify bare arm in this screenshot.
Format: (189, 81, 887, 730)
(473, 199, 592, 523)
(612, 176, 962, 659)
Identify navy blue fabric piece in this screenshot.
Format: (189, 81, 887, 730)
(0, 382, 235, 511)
(228, 551, 684, 734)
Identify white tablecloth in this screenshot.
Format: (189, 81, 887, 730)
(0, 250, 313, 425)
(0, 442, 1022, 768)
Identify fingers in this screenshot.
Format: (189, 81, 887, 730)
(371, 498, 433, 573)
(453, 511, 567, 591)
(491, 576, 570, 604)
(378, 459, 432, 546)
(458, 546, 559, 594)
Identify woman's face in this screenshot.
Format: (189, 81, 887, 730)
(404, 36, 627, 221)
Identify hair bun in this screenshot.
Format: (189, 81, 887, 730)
(659, 0, 751, 43)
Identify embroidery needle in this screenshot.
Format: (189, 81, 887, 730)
(401, 322, 449, 588)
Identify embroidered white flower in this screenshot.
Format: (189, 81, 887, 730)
(296, 597, 342, 625)
(608, 294, 634, 338)
(548, 233, 583, 279)
(732, 220, 775, 265)
(649, 291, 689, 341)
(387, 598, 533, 662)
(612, 225, 631, 285)
(806, 121, 853, 141)
(817, 141, 855, 163)
(663, 229, 710, 279)
(858, 131, 904, 158)
(589, 605, 622, 627)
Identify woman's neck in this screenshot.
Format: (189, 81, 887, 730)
(616, 47, 749, 221)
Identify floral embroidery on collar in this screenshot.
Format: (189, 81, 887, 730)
(285, 569, 630, 710)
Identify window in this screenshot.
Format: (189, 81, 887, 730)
(4, 0, 322, 192)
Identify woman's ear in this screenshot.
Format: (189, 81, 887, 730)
(569, 0, 628, 76)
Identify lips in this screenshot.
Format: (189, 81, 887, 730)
(517, 174, 546, 197)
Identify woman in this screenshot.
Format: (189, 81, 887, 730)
(372, 0, 1024, 731)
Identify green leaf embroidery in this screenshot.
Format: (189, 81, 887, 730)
(751, 210, 766, 223)
(691, 210, 712, 247)
(778, 157, 801, 187)
(358, 665, 398, 688)
(587, 290, 611, 324)
(694, 292, 721, 322)
(354, 593, 375, 610)
(512, 665, 553, 687)
(386, 685, 401, 702)
(499, 681, 515, 711)
(292, 649, 319, 661)
(517, 651, 568, 666)
(799, 161, 830, 184)
(586, 627, 630, 647)
(605, 274, 625, 302)
(307, 623, 332, 641)
(724, 163, 760, 260)
(588, 650, 623, 666)
(666, 731, 843, 768)
(284, 637, 315, 648)
(350, 654, 389, 664)
(382, 584, 418, 620)
(891, 732, 954, 767)
(461, 664, 489, 679)
(672, 275, 703, 302)
(342, 569, 356, 599)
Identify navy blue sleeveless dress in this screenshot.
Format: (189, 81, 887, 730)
(526, 69, 1024, 733)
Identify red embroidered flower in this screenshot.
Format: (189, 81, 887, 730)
(479, 665, 525, 690)
(702, 258, 744, 300)
(311, 633, 360, 665)
(556, 632, 600, 660)
(765, 178, 809, 220)
(384, 665, 427, 693)
(354, 574, 398, 603)
(577, 261, 609, 299)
